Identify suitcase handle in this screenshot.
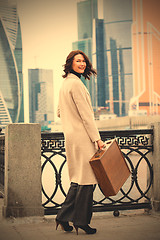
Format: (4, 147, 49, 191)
(95, 145, 106, 158)
(95, 141, 112, 158)
(94, 153, 101, 158)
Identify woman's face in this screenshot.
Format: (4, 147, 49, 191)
(72, 54, 86, 74)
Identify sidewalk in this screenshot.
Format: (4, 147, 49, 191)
(0, 210, 160, 240)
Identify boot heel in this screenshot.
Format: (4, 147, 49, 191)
(74, 225, 79, 235)
(55, 220, 60, 230)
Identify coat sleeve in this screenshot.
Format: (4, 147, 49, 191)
(71, 80, 100, 143)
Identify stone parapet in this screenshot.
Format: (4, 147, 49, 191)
(3, 123, 44, 218)
(151, 122, 160, 211)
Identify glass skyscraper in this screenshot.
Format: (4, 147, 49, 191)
(72, 38, 96, 106)
(28, 69, 54, 125)
(74, 0, 134, 116)
(103, 0, 133, 116)
(0, 0, 24, 127)
(92, 18, 109, 108)
(73, 0, 98, 109)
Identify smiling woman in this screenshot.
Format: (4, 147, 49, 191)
(56, 50, 104, 235)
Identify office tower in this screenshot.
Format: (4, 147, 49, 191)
(0, 0, 24, 128)
(28, 69, 54, 125)
(73, 0, 98, 110)
(103, 0, 133, 116)
(74, 0, 133, 117)
(72, 39, 97, 107)
(92, 18, 109, 109)
(130, 0, 160, 115)
(77, 0, 98, 39)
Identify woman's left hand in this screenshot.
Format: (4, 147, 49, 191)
(97, 139, 105, 150)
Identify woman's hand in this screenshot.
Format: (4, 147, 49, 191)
(97, 139, 105, 150)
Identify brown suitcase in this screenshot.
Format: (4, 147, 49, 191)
(89, 139, 131, 197)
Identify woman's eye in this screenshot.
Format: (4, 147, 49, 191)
(76, 60, 86, 63)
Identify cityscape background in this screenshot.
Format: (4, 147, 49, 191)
(17, 0, 78, 124)
(0, 0, 160, 131)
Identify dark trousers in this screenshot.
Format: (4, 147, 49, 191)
(56, 182, 94, 226)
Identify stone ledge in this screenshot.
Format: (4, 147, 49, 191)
(3, 206, 44, 218)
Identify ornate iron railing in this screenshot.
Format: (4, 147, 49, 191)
(41, 129, 153, 215)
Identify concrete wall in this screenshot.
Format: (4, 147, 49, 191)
(96, 116, 130, 130)
(3, 123, 44, 218)
(49, 115, 160, 132)
(96, 115, 160, 130)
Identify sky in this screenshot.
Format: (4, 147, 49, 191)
(17, 0, 78, 122)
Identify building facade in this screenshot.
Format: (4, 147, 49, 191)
(103, 0, 133, 116)
(73, 0, 98, 110)
(28, 69, 54, 125)
(72, 38, 97, 108)
(0, 0, 24, 128)
(74, 0, 133, 117)
(129, 0, 160, 116)
(92, 18, 109, 109)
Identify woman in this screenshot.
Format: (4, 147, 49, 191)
(56, 50, 105, 235)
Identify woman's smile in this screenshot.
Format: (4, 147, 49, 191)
(72, 54, 86, 74)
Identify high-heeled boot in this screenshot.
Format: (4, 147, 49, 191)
(74, 224, 97, 235)
(55, 219, 73, 232)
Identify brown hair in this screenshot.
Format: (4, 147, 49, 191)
(62, 50, 97, 80)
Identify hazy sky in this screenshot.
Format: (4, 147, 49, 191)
(17, 0, 78, 121)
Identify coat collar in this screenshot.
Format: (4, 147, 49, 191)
(66, 73, 81, 81)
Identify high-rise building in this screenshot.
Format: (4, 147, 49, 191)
(103, 0, 133, 116)
(77, 0, 98, 39)
(129, 0, 160, 116)
(74, 0, 133, 117)
(72, 38, 97, 107)
(92, 18, 108, 108)
(0, 0, 24, 128)
(73, 0, 98, 110)
(28, 69, 54, 125)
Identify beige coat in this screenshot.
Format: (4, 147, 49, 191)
(57, 73, 100, 185)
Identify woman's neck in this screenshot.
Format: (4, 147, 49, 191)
(70, 69, 81, 79)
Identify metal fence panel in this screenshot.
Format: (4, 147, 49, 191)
(41, 129, 153, 215)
